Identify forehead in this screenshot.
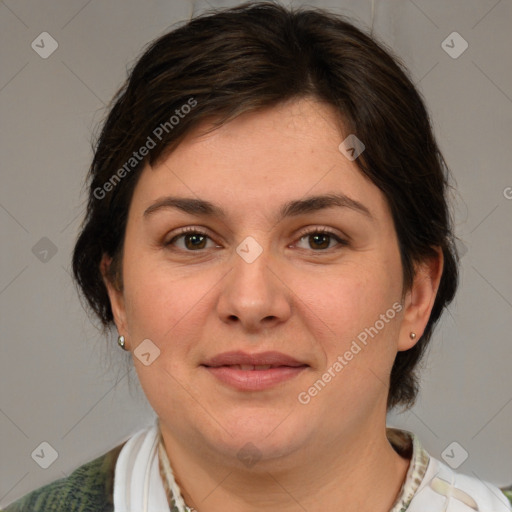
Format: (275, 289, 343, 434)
(130, 98, 388, 222)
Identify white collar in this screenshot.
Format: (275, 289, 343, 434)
(112, 422, 510, 512)
(113, 419, 171, 512)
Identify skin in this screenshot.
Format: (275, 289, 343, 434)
(102, 97, 443, 512)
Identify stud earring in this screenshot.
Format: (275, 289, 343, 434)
(409, 332, 416, 340)
(118, 335, 128, 350)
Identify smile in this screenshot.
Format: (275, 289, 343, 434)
(201, 350, 309, 391)
(221, 364, 286, 370)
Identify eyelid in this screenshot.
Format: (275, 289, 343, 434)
(164, 225, 349, 250)
(164, 226, 218, 246)
(293, 225, 349, 244)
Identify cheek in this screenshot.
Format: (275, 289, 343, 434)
(297, 261, 403, 393)
(308, 273, 401, 376)
(302, 263, 400, 335)
(122, 252, 218, 350)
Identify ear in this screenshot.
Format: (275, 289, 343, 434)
(100, 254, 129, 340)
(398, 247, 444, 351)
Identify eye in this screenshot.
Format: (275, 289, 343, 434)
(295, 228, 348, 251)
(165, 227, 219, 251)
(164, 227, 347, 252)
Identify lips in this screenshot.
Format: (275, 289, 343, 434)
(224, 364, 278, 370)
(202, 351, 306, 368)
(201, 351, 308, 391)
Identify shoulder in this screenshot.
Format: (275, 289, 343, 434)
(1, 442, 125, 512)
(408, 455, 512, 511)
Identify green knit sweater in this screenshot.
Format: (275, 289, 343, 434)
(1, 443, 124, 512)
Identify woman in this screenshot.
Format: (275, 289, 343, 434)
(3, 2, 511, 511)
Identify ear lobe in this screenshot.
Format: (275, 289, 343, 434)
(398, 248, 444, 351)
(100, 254, 128, 336)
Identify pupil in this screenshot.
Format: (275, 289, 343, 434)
(186, 234, 206, 249)
(311, 234, 329, 249)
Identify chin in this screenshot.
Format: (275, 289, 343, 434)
(204, 412, 312, 465)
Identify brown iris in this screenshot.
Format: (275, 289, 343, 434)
(308, 233, 331, 250)
(184, 233, 208, 250)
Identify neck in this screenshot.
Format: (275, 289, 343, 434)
(159, 417, 410, 512)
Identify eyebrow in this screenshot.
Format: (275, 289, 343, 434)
(143, 193, 373, 221)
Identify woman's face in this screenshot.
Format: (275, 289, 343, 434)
(104, 97, 435, 465)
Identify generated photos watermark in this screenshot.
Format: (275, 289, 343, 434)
(298, 301, 403, 404)
(93, 97, 197, 200)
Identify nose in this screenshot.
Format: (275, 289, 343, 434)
(216, 240, 292, 334)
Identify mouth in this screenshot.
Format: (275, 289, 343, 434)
(211, 364, 297, 370)
(202, 350, 307, 368)
(201, 351, 309, 391)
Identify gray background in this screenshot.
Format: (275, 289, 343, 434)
(1, 0, 511, 506)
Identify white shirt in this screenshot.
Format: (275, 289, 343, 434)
(113, 420, 171, 512)
(113, 420, 511, 512)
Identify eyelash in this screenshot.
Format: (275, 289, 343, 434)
(164, 226, 348, 252)
(295, 227, 349, 251)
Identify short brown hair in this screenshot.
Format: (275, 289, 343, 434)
(72, 1, 459, 410)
